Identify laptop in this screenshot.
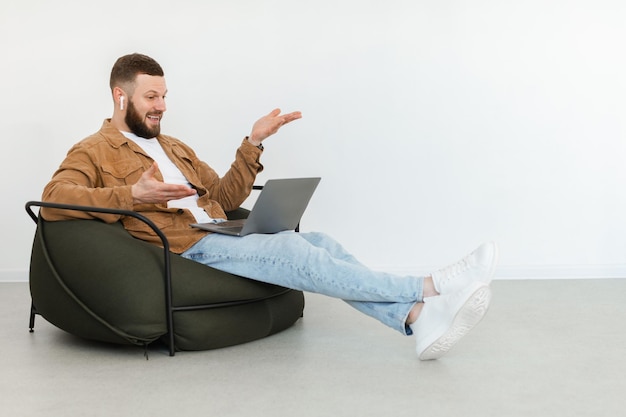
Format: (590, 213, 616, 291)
(190, 177, 321, 236)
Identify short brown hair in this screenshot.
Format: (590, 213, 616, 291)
(109, 53, 164, 91)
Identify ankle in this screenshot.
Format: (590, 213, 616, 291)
(407, 303, 423, 325)
(423, 276, 440, 298)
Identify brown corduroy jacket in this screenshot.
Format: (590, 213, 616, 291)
(41, 119, 264, 253)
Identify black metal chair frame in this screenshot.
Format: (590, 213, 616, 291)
(25, 186, 296, 357)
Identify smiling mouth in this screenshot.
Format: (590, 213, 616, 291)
(147, 114, 162, 123)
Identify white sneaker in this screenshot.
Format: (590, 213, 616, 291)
(411, 282, 492, 360)
(431, 241, 498, 295)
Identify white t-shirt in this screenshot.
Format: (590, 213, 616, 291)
(123, 132, 218, 223)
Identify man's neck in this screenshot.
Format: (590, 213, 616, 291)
(110, 113, 130, 134)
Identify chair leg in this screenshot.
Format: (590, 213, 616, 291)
(167, 311, 175, 356)
(29, 302, 36, 333)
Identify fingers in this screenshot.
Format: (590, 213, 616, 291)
(143, 161, 159, 179)
(267, 108, 302, 122)
(133, 162, 196, 204)
(135, 182, 196, 205)
(159, 184, 197, 201)
(281, 111, 302, 124)
(268, 109, 302, 127)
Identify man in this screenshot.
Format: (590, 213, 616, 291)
(42, 53, 498, 360)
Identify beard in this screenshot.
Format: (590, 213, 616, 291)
(125, 99, 162, 139)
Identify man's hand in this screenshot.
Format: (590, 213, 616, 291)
(248, 108, 302, 146)
(131, 162, 197, 204)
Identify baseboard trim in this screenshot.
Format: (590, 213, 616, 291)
(371, 264, 626, 280)
(2, 264, 626, 283)
(494, 265, 626, 280)
(0, 269, 29, 283)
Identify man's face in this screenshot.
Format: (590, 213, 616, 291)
(125, 74, 167, 139)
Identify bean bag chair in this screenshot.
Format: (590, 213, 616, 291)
(26, 201, 305, 355)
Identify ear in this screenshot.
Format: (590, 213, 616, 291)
(113, 86, 126, 108)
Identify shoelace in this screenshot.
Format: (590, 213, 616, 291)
(438, 257, 471, 280)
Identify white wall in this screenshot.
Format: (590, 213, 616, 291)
(1, 0, 625, 282)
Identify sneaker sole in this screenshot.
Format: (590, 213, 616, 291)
(418, 285, 492, 361)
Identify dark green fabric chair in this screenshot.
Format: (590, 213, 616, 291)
(26, 201, 305, 355)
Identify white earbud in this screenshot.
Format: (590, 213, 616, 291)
(120, 96, 125, 111)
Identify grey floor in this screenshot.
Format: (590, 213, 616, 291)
(1, 279, 625, 417)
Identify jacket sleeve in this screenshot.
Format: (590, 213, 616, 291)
(41, 143, 135, 223)
(196, 139, 264, 212)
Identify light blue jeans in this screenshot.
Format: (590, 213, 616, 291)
(181, 231, 424, 335)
